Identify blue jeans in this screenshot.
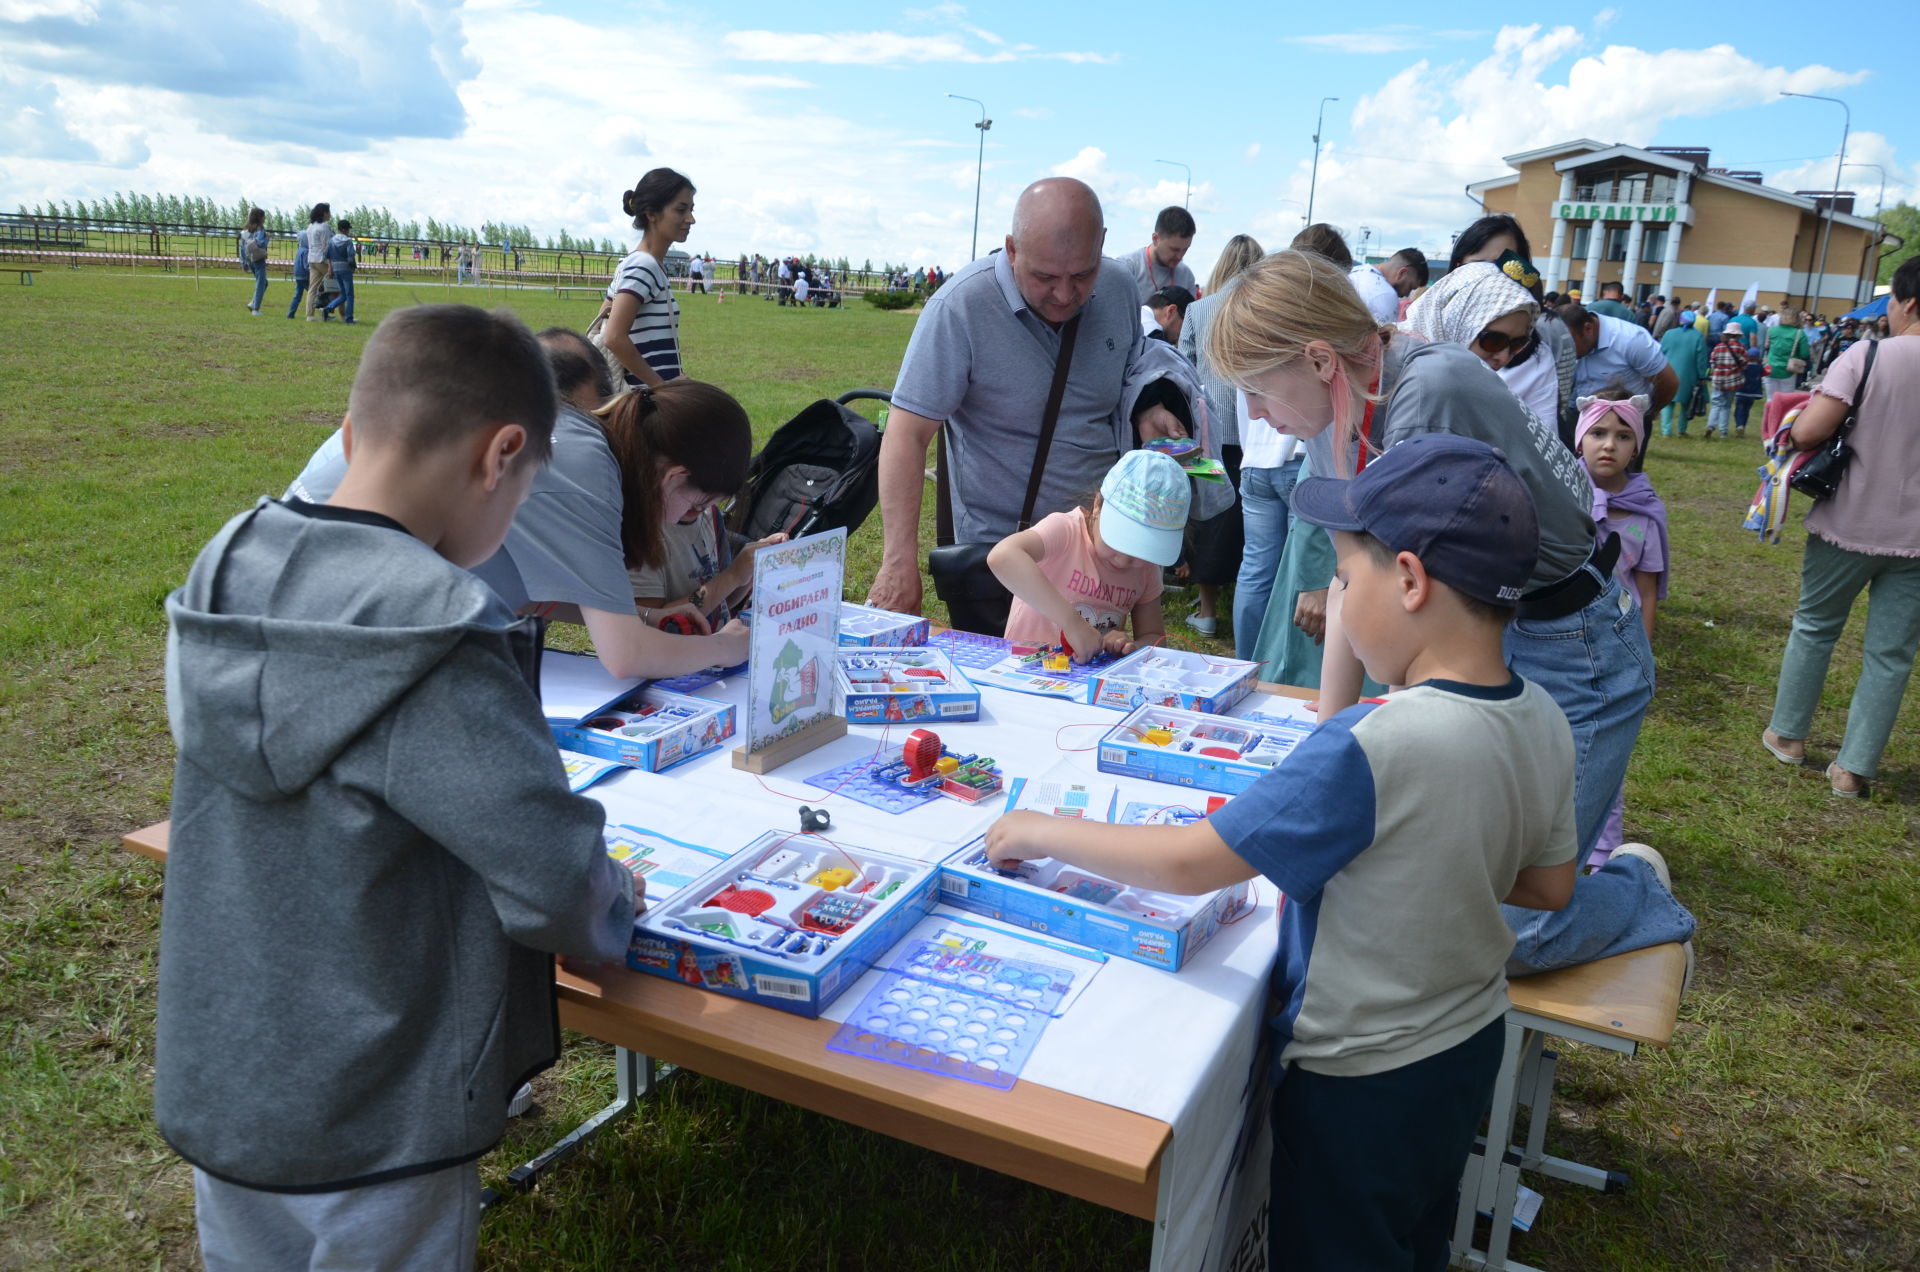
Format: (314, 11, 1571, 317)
(285, 271, 307, 318)
(323, 270, 355, 321)
(1769, 534, 1920, 779)
(1503, 576, 1692, 973)
(1707, 386, 1734, 436)
(1233, 458, 1302, 662)
(247, 260, 268, 311)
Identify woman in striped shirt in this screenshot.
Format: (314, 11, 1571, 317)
(603, 169, 694, 388)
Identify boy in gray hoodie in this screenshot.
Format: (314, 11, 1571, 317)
(157, 304, 639, 1270)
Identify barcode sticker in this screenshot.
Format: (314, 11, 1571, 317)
(753, 974, 810, 1001)
(939, 875, 969, 898)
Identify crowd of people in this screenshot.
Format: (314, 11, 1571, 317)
(235, 202, 519, 321)
(161, 165, 1918, 1271)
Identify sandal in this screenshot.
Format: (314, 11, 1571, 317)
(1761, 731, 1806, 766)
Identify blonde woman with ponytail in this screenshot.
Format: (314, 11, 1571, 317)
(1208, 249, 1688, 979)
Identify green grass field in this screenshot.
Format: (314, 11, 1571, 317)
(1, 269, 1915, 1270)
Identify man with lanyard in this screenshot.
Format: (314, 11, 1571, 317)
(867, 179, 1200, 629)
(1121, 206, 1198, 305)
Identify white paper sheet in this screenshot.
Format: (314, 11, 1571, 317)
(578, 668, 1282, 1272)
(538, 650, 643, 725)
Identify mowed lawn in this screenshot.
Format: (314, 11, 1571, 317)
(0, 269, 1914, 1270)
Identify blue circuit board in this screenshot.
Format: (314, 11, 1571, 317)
(649, 661, 749, 694)
(827, 940, 1073, 1089)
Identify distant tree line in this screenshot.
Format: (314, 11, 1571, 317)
(12, 191, 957, 275)
(12, 190, 623, 253)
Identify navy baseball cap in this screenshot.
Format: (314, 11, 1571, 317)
(1289, 434, 1540, 605)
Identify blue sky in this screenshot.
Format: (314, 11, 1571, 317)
(3, 1, 1914, 278)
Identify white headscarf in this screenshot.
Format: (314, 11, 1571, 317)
(1402, 260, 1539, 349)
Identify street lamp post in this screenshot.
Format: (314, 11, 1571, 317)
(1306, 96, 1338, 225)
(1780, 91, 1849, 311)
(1844, 161, 1888, 218)
(1155, 159, 1191, 207)
(948, 94, 991, 261)
(1843, 162, 1888, 306)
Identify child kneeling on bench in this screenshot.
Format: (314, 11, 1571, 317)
(986, 435, 1579, 1272)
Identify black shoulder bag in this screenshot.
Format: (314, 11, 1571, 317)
(1790, 340, 1876, 502)
(926, 313, 1081, 636)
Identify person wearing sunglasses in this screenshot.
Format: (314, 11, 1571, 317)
(1449, 217, 1578, 440)
(1211, 249, 1688, 977)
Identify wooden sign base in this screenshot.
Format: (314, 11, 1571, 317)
(731, 714, 848, 775)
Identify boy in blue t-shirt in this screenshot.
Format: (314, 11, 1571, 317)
(986, 434, 1579, 1271)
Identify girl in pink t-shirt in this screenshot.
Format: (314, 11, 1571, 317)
(988, 450, 1190, 659)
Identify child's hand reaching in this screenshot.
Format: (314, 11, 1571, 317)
(984, 811, 1054, 871)
(1102, 629, 1134, 658)
(1066, 618, 1105, 664)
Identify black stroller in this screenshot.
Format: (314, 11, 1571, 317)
(728, 390, 889, 542)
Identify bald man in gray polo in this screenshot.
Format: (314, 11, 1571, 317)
(866, 177, 1186, 617)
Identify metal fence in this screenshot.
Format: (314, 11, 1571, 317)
(0, 213, 929, 300)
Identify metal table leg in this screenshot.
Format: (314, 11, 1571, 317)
(481, 1046, 674, 1209)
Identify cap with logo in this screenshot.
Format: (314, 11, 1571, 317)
(1288, 434, 1539, 605)
(1097, 448, 1191, 568)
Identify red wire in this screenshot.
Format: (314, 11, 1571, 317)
(1052, 718, 1163, 753)
(749, 723, 893, 804)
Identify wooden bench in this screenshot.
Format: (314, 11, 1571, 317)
(1453, 942, 1687, 1271)
(1, 266, 36, 285)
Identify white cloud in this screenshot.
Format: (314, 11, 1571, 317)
(1279, 22, 1871, 258)
(1281, 26, 1488, 55)
(1284, 30, 1426, 55)
(1766, 133, 1918, 217)
(1244, 142, 1261, 162)
(1011, 106, 1052, 120)
(1050, 146, 1114, 186)
(724, 26, 1112, 66)
(591, 117, 651, 158)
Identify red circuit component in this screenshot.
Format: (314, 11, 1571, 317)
(658, 613, 698, 634)
(1198, 746, 1242, 760)
(709, 886, 775, 917)
(903, 728, 942, 781)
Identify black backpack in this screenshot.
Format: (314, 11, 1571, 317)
(729, 391, 887, 542)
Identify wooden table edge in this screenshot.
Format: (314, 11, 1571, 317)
(120, 820, 1169, 1219)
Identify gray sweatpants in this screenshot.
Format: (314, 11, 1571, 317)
(193, 1161, 479, 1272)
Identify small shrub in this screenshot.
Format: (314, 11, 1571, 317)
(864, 290, 918, 311)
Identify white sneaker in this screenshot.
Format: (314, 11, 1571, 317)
(1611, 842, 1669, 888)
(1185, 613, 1218, 637)
(506, 1082, 534, 1117)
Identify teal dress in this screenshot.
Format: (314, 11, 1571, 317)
(1657, 325, 1709, 434)
(1248, 449, 1385, 695)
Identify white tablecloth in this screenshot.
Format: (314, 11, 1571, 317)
(586, 671, 1279, 1272)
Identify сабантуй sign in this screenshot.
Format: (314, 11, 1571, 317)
(1559, 202, 1679, 222)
